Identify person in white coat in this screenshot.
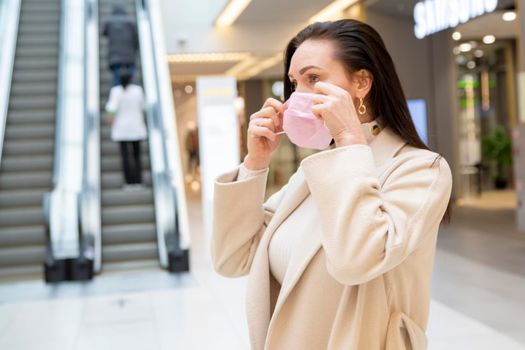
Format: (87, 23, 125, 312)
(105, 73, 147, 187)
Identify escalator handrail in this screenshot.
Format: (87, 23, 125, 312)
(80, 0, 102, 272)
(0, 0, 22, 166)
(136, 0, 191, 268)
(46, 0, 87, 261)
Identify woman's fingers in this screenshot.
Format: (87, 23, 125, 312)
(251, 125, 276, 142)
(250, 106, 281, 130)
(311, 104, 325, 120)
(262, 98, 284, 127)
(301, 92, 331, 105)
(314, 81, 351, 99)
(250, 117, 276, 131)
(262, 97, 283, 114)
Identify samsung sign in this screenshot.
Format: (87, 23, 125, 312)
(414, 0, 498, 39)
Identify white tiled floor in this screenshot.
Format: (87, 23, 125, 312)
(1, 268, 524, 349)
(1, 195, 525, 349)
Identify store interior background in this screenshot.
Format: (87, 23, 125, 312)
(168, 0, 522, 208)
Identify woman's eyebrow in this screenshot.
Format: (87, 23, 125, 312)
(299, 65, 321, 75)
(288, 65, 322, 80)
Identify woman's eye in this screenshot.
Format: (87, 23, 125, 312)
(308, 75, 320, 84)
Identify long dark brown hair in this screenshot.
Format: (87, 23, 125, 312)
(283, 19, 451, 223)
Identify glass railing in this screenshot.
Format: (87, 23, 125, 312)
(136, 0, 190, 271)
(0, 0, 21, 166)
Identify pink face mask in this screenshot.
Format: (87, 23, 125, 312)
(282, 92, 332, 150)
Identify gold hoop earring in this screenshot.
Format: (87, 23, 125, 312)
(358, 97, 367, 115)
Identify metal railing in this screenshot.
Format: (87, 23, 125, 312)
(136, 0, 190, 270)
(0, 0, 21, 166)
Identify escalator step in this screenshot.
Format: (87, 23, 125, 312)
(2, 140, 54, 156)
(0, 225, 46, 247)
(102, 223, 156, 245)
(102, 242, 158, 263)
(0, 172, 53, 189)
(0, 189, 47, 208)
(101, 155, 150, 172)
(13, 58, 58, 71)
(9, 97, 56, 110)
(101, 204, 155, 225)
(12, 70, 57, 82)
(101, 171, 151, 189)
(98, 0, 160, 273)
(101, 188, 154, 207)
(0, 0, 59, 282)
(6, 111, 54, 125)
(101, 259, 159, 273)
(0, 265, 42, 281)
(0, 245, 46, 267)
(4, 125, 54, 140)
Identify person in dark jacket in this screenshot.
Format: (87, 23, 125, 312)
(103, 3, 138, 86)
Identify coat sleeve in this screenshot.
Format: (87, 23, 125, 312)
(105, 87, 118, 113)
(301, 144, 452, 285)
(211, 166, 288, 278)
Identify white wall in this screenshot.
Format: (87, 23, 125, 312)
(367, 10, 433, 101)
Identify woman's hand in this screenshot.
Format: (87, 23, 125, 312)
(107, 113, 114, 127)
(244, 98, 284, 170)
(310, 82, 367, 147)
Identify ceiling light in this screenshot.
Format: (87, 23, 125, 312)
(309, 0, 359, 23)
(474, 49, 484, 58)
(215, 0, 252, 27)
(459, 43, 472, 52)
(184, 85, 193, 94)
(502, 11, 516, 21)
(483, 35, 496, 44)
(167, 52, 251, 63)
(452, 31, 462, 41)
(466, 61, 476, 69)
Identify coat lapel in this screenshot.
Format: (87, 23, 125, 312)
(246, 127, 408, 349)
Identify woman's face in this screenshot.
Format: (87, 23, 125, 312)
(288, 39, 355, 96)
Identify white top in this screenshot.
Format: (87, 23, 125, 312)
(238, 120, 382, 285)
(105, 84, 147, 141)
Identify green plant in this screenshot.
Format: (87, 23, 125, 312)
(482, 125, 512, 185)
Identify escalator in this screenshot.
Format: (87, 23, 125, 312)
(98, 0, 159, 272)
(0, 0, 60, 280)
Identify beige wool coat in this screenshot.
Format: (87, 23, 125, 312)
(211, 127, 452, 350)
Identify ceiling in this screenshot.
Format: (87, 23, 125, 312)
(234, 0, 336, 24)
(162, 0, 520, 82)
(169, 61, 241, 82)
(456, 10, 519, 40)
(365, 0, 419, 18)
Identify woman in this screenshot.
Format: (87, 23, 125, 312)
(106, 73, 146, 187)
(211, 20, 452, 350)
